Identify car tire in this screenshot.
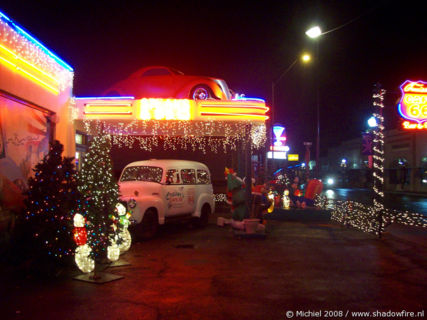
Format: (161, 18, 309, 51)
(138, 209, 158, 240)
(190, 85, 212, 100)
(195, 204, 210, 227)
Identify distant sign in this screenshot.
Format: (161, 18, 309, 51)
(398, 80, 427, 130)
(288, 154, 299, 161)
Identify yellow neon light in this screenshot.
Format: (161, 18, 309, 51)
(0, 43, 59, 94)
(84, 104, 133, 115)
(402, 121, 427, 130)
(403, 82, 427, 93)
(199, 101, 269, 121)
(288, 154, 299, 161)
(200, 112, 268, 121)
(138, 98, 193, 120)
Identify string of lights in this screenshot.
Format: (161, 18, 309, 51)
(82, 119, 266, 153)
(372, 85, 386, 235)
(0, 12, 73, 92)
(315, 196, 426, 235)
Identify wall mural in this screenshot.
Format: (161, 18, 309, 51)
(0, 96, 49, 211)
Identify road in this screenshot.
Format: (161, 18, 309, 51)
(1, 210, 426, 320)
(324, 188, 427, 214)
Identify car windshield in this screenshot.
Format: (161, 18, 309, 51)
(169, 67, 184, 75)
(120, 166, 163, 183)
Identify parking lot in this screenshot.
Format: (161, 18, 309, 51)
(1, 210, 426, 319)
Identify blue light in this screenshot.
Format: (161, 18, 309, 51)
(74, 96, 135, 100)
(273, 125, 285, 138)
(367, 116, 378, 128)
(232, 97, 265, 102)
(0, 10, 73, 72)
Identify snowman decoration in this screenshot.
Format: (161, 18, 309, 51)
(73, 213, 95, 273)
(116, 202, 132, 253)
(283, 189, 291, 209)
(107, 211, 121, 262)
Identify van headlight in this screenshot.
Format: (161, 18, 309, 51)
(327, 178, 334, 186)
(128, 199, 137, 209)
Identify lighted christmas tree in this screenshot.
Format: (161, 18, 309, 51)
(23, 140, 82, 270)
(78, 133, 118, 262)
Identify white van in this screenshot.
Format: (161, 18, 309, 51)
(118, 159, 215, 239)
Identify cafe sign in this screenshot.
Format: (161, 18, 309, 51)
(398, 80, 427, 130)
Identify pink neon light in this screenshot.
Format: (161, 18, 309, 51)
(398, 80, 427, 124)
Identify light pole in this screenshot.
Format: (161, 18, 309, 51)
(306, 26, 322, 178)
(270, 53, 311, 169)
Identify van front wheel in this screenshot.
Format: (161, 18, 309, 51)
(195, 205, 210, 227)
(138, 209, 158, 240)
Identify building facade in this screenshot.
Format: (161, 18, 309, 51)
(0, 11, 74, 234)
(324, 130, 427, 194)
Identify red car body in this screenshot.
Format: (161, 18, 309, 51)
(104, 66, 232, 100)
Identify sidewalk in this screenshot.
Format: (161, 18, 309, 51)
(0, 209, 425, 320)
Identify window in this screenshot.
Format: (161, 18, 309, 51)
(75, 133, 83, 145)
(120, 166, 163, 183)
(166, 169, 180, 184)
(141, 68, 172, 77)
(180, 169, 196, 184)
(197, 169, 210, 184)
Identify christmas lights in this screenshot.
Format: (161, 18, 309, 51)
(315, 197, 426, 235)
(78, 133, 119, 262)
(283, 190, 290, 209)
(75, 244, 95, 273)
(116, 203, 132, 253)
(73, 213, 95, 273)
(81, 119, 266, 153)
(372, 85, 386, 235)
(0, 11, 73, 93)
(313, 84, 426, 235)
(23, 141, 81, 269)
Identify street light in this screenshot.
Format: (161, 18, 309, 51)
(368, 116, 378, 128)
(306, 25, 322, 178)
(305, 26, 322, 39)
(270, 53, 312, 167)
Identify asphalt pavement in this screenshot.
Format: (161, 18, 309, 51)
(0, 209, 426, 320)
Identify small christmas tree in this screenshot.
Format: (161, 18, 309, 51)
(23, 140, 82, 270)
(78, 133, 118, 262)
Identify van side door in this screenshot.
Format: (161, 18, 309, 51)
(180, 168, 197, 214)
(163, 168, 186, 216)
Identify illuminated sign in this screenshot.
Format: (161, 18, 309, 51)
(78, 97, 269, 122)
(267, 151, 287, 159)
(270, 145, 289, 152)
(288, 154, 299, 161)
(139, 99, 193, 120)
(398, 80, 427, 130)
(199, 100, 269, 121)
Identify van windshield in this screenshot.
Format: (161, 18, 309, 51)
(120, 166, 163, 183)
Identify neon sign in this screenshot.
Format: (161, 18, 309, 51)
(78, 97, 269, 122)
(0, 10, 73, 95)
(398, 80, 427, 130)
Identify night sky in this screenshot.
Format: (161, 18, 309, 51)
(1, 0, 426, 155)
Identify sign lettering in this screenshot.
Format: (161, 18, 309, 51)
(398, 80, 427, 130)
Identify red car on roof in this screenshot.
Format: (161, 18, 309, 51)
(104, 66, 232, 100)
